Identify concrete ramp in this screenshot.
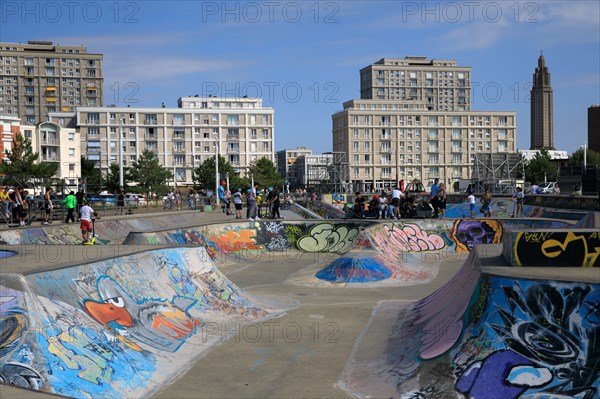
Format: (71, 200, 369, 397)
(340, 251, 600, 398)
(0, 247, 283, 398)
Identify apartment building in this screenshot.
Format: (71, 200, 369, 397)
(359, 57, 471, 111)
(332, 99, 516, 192)
(276, 147, 313, 186)
(333, 57, 516, 192)
(0, 41, 103, 125)
(65, 96, 275, 186)
(0, 115, 80, 185)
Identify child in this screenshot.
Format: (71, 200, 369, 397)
(467, 192, 476, 218)
(80, 199, 100, 244)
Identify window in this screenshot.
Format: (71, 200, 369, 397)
(428, 129, 438, 139)
(263, 142, 269, 151)
(251, 142, 257, 153)
(87, 112, 99, 124)
(68, 132, 75, 141)
(452, 154, 462, 163)
(88, 127, 99, 136)
(251, 129, 257, 139)
(262, 115, 269, 125)
(173, 114, 184, 125)
(68, 148, 75, 156)
(364, 154, 371, 164)
(353, 129, 359, 139)
(364, 142, 370, 151)
(227, 115, 239, 125)
(499, 141, 508, 152)
(452, 129, 461, 139)
(353, 141, 359, 151)
(262, 129, 269, 139)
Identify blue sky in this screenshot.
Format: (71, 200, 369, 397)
(3, 1, 599, 155)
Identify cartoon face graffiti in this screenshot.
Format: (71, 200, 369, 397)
(83, 277, 203, 352)
(450, 220, 502, 252)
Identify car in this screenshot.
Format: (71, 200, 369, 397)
(125, 194, 146, 205)
(538, 182, 557, 194)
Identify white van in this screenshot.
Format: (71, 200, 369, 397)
(538, 182, 557, 194)
(125, 194, 146, 205)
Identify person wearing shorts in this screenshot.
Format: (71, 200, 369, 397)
(467, 193, 476, 218)
(233, 188, 243, 219)
(79, 200, 99, 244)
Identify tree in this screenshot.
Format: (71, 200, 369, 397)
(568, 148, 600, 168)
(524, 149, 557, 184)
(81, 156, 102, 193)
(192, 155, 248, 192)
(247, 157, 284, 188)
(104, 163, 128, 192)
(0, 133, 58, 179)
(127, 150, 172, 193)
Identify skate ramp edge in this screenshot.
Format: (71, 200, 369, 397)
(339, 250, 600, 398)
(502, 228, 600, 267)
(0, 246, 285, 399)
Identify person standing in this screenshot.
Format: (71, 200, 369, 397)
(62, 191, 77, 223)
(248, 183, 260, 221)
(224, 186, 232, 215)
(430, 178, 441, 218)
(513, 187, 525, 217)
(480, 190, 492, 217)
(391, 186, 403, 220)
(378, 192, 388, 219)
(270, 186, 281, 219)
(233, 188, 243, 219)
(218, 181, 226, 213)
(437, 183, 447, 219)
(467, 192, 476, 218)
(116, 189, 125, 215)
(553, 183, 561, 195)
(79, 199, 99, 244)
(75, 189, 85, 221)
(42, 188, 54, 225)
(1, 187, 14, 220)
(14, 187, 28, 226)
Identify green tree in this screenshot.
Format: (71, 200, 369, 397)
(104, 163, 128, 192)
(0, 133, 58, 179)
(247, 157, 284, 188)
(568, 148, 600, 168)
(127, 150, 172, 193)
(81, 156, 102, 192)
(525, 149, 557, 184)
(192, 155, 247, 192)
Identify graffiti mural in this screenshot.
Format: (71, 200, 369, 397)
(296, 223, 361, 253)
(83, 276, 203, 353)
(315, 256, 391, 283)
(513, 231, 600, 267)
(453, 277, 600, 399)
(450, 219, 503, 252)
(371, 223, 446, 255)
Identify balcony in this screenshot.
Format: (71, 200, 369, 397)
(173, 134, 185, 140)
(41, 138, 59, 145)
(227, 134, 240, 140)
(227, 147, 240, 154)
(145, 134, 158, 140)
(41, 155, 59, 162)
(173, 147, 186, 153)
(144, 119, 158, 125)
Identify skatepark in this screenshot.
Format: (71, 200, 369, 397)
(0, 200, 598, 399)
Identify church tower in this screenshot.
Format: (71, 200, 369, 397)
(530, 53, 554, 149)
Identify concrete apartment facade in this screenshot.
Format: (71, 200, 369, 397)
(276, 147, 313, 186)
(0, 41, 103, 125)
(333, 56, 516, 192)
(61, 97, 274, 187)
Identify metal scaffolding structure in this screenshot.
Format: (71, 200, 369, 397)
(306, 152, 350, 193)
(469, 152, 525, 194)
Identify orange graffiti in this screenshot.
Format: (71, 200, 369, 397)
(208, 230, 263, 254)
(152, 306, 203, 339)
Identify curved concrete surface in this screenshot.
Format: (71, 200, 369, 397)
(1, 212, 598, 398)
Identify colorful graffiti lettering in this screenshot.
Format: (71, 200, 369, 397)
(0, 363, 43, 390)
(450, 220, 503, 252)
(373, 223, 446, 254)
(514, 231, 600, 267)
(206, 229, 263, 254)
(296, 223, 361, 253)
(83, 276, 203, 353)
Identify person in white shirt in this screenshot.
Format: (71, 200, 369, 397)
(79, 200, 99, 244)
(390, 188, 403, 220)
(378, 193, 388, 219)
(467, 193, 476, 218)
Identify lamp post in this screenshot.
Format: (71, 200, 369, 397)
(581, 143, 587, 170)
(118, 115, 124, 189)
(214, 133, 219, 206)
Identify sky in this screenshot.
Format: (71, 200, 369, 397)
(2, 0, 599, 155)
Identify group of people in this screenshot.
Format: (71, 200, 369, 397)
(0, 186, 32, 226)
(218, 182, 284, 221)
(351, 187, 419, 220)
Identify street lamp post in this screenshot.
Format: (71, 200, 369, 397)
(582, 143, 587, 170)
(214, 133, 219, 206)
(118, 115, 124, 189)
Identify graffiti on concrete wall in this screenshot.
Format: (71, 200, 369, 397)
(296, 223, 361, 253)
(83, 276, 203, 353)
(453, 277, 600, 399)
(513, 231, 600, 267)
(450, 220, 503, 252)
(371, 223, 446, 256)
